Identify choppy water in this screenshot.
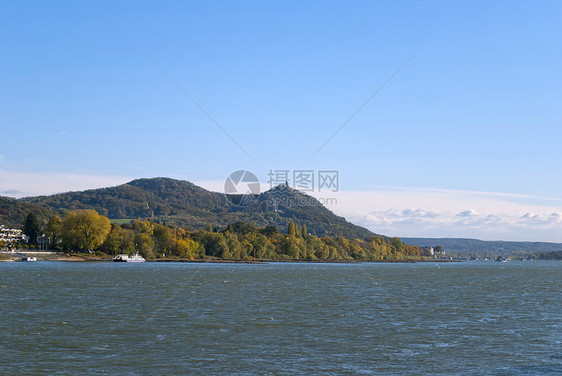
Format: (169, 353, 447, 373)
(0, 261, 560, 375)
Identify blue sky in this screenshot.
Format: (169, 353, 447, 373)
(2, 1, 562, 241)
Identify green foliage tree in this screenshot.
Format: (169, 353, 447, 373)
(134, 219, 154, 235)
(23, 213, 40, 245)
(288, 220, 297, 237)
(102, 225, 135, 255)
(152, 223, 174, 255)
(390, 237, 403, 255)
(261, 225, 278, 236)
(194, 232, 229, 258)
(134, 232, 155, 259)
(45, 215, 62, 248)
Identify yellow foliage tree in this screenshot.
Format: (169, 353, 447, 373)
(61, 210, 111, 252)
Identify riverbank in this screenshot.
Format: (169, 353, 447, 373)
(0, 251, 456, 263)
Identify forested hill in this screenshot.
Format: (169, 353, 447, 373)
(402, 237, 562, 257)
(0, 196, 56, 229)
(4, 177, 375, 239)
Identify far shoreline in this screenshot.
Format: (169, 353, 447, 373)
(0, 252, 459, 263)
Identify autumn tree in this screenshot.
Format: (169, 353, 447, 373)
(172, 228, 200, 259)
(61, 210, 111, 252)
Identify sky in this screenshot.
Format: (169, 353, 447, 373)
(1, 1, 562, 241)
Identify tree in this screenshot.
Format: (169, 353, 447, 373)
(172, 229, 200, 259)
(134, 232, 155, 259)
(288, 220, 297, 237)
(102, 225, 134, 255)
(45, 215, 62, 248)
(197, 232, 229, 258)
(390, 237, 403, 255)
(23, 213, 40, 245)
(261, 225, 278, 236)
(152, 223, 173, 254)
(61, 210, 111, 252)
(281, 236, 302, 259)
(134, 219, 154, 235)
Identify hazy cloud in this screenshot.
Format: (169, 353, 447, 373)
(457, 209, 478, 217)
(0, 169, 131, 198)
(1, 189, 23, 196)
(311, 188, 562, 242)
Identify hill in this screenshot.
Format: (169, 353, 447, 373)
(6, 177, 375, 239)
(402, 237, 562, 257)
(0, 196, 56, 229)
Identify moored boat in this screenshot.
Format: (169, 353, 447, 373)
(113, 253, 145, 262)
(21, 256, 37, 262)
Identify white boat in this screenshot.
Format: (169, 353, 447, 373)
(113, 253, 145, 262)
(21, 256, 37, 262)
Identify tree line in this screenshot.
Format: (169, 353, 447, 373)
(23, 210, 421, 261)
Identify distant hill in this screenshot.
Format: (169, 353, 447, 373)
(402, 237, 562, 257)
(3, 177, 375, 239)
(0, 196, 56, 229)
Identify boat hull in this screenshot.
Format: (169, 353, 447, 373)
(113, 253, 146, 262)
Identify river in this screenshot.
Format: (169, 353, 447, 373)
(0, 261, 560, 375)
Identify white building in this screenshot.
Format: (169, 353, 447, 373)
(0, 225, 26, 243)
(420, 246, 434, 257)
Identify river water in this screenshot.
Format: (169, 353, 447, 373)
(0, 261, 560, 375)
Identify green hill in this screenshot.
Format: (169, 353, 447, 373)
(0, 196, 56, 229)
(402, 237, 562, 257)
(6, 177, 375, 239)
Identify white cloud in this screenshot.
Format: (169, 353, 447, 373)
(0, 169, 131, 198)
(308, 188, 562, 242)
